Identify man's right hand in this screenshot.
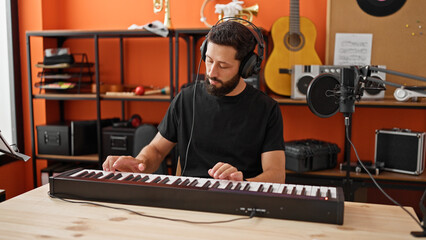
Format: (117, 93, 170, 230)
(102, 155, 146, 173)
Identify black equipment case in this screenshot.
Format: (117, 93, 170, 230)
(375, 128, 425, 175)
(37, 124, 71, 155)
(102, 126, 137, 160)
(285, 139, 341, 172)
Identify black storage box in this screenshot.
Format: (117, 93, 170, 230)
(102, 126, 137, 160)
(37, 119, 118, 156)
(285, 139, 341, 172)
(37, 124, 71, 155)
(375, 129, 425, 175)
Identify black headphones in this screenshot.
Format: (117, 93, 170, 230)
(200, 17, 265, 79)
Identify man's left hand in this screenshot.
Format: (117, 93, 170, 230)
(208, 162, 244, 181)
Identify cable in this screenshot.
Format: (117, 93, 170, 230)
(48, 191, 255, 224)
(181, 57, 203, 176)
(345, 126, 423, 229)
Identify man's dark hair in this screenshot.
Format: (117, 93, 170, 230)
(207, 20, 256, 62)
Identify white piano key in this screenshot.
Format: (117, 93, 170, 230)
(303, 185, 312, 196)
(330, 187, 337, 199)
(310, 186, 320, 197)
(275, 184, 286, 194)
(320, 187, 329, 197)
(295, 185, 305, 195)
(285, 184, 296, 195)
(70, 169, 89, 177)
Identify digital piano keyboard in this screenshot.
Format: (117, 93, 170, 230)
(49, 168, 344, 225)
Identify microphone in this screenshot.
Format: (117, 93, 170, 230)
(339, 67, 359, 116)
(306, 66, 363, 119)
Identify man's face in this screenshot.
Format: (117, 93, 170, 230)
(204, 42, 241, 97)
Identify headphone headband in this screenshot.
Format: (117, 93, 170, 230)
(201, 17, 265, 78)
(212, 17, 265, 59)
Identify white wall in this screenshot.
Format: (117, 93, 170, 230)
(0, 0, 16, 144)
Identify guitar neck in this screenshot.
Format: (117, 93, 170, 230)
(289, 0, 300, 34)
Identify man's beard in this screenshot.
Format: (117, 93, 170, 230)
(205, 73, 240, 97)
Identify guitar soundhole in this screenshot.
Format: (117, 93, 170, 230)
(284, 32, 305, 51)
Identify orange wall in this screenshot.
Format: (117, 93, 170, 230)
(1, 0, 424, 199)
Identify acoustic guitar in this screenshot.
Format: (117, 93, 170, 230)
(264, 0, 322, 96)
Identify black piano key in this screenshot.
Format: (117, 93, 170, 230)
(189, 179, 198, 187)
(180, 179, 190, 186)
(327, 189, 332, 199)
(290, 187, 296, 195)
(91, 172, 104, 179)
(316, 188, 321, 197)
(76, 171, 89, 178)
(301, 187, 306, 196)
(267, 185, 274, 193)
(257, 184, 264, 192)
(243, 183, 250, 191)
(151, 176, 162, 183)
(139, 176, 149, 182)
(103, 173, 115, 179)
(202, 181, 211, 188)
(132, 175, 142, 182)
(172, 178, 182, 185)
(225, 182, 233, 190)
(85, 172, 96, 178)
(234, 182, 242, 190)
(159, 177, 170, 184)
(111, 173, 123, 180)
(211, 182, 220, 189)
(282, 186, 287, 194)
(123, 174, 134, 181)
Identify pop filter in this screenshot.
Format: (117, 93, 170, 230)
(306, 74, 340, 118)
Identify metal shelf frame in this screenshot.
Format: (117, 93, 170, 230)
(26, 29, 174, 188)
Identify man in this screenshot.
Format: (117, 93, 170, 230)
(103, 20, 286, 183)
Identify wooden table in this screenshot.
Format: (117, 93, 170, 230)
(0, 184, 422, 239)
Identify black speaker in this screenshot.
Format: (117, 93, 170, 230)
(375, 129, 425, 175)
(200, 17, 264, 79)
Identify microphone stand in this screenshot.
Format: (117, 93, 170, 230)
(346, 66, 426, 237)
(340, 67, 358, 201)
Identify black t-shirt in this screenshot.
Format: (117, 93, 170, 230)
(158, 81, 285, 178)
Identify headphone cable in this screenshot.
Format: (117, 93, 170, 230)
(181, 57, 203, 176)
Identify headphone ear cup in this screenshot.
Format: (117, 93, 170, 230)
(200, 39, 208, 62)
(239, 52, 258, 79)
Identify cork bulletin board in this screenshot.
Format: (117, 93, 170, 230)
(326, 0, 426, 97)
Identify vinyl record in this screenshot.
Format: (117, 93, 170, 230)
(356, 0, 406, 17)
(306, 74, 340, 118)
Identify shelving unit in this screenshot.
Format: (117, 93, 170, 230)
(34, 53, 94, 94)
(26, 28, 425, 193)
(273, 96, 426, 108)
(26, 29, 174, 187)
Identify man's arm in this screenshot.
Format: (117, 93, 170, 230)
(208, 150, 286, 183)
(247, 150, 286, 183)
(103, 132, 176, 173)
